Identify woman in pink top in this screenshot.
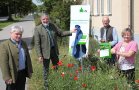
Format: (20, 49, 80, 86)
(111, 28, 138, 84)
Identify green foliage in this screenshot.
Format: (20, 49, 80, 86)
(28, 44, 139, 90)
(88, 36, 99, 57)
(34, 14, 41, 26)
(28, 49, 44, 90)
(0, 0, 36, 20)
(0, 21, 13, 30)
(49, 0, 81, 30)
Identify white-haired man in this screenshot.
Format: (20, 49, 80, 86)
(0, 25, 33, 90)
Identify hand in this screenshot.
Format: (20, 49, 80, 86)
(5, 79, 13, 85)
(97, 49, 100, 56)
(38, 56, 44, 63)
(70, 28, 76, 33)
(116, 51, 121, 55)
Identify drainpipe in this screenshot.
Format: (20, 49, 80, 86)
(129, 0, 134, 39)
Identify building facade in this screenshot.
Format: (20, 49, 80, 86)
(82, 0, 139, 42)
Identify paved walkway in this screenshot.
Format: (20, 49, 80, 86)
(0, 15, 35, 90)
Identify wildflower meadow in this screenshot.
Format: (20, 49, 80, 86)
(28, 37, 139, 90)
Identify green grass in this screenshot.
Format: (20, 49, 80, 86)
(0, 16, 21, 30)
(0, 21, 14, 30)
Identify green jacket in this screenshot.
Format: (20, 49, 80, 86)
(0, 39, 33, 83)
(34, 23, 72, 59)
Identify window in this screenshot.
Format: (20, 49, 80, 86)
(101, 0, 112, 15)
(90, 0, 100, 16)
(89, 0, 112, 16)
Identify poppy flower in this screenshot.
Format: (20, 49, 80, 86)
(51, 65, 56, 69)
(61, 72, 65, 77)
(70, 73, 72, 77)
(90, 66, 96, 71)
(67, 63, 74, 68)
(57, 60, 63, 66)
(79, 66, 82, 71)
(75, 70, 79, 74)
(82, 83, 87, 88)
(135, 80, 139, 83)
(74, 76, 78, 80)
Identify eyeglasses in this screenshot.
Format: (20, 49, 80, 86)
(123, 35, 131, 37)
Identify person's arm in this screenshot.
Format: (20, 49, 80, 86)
(116, 42, 138, 57)
(0, 43, 12, 83)
(109, 27, 118, 46)
(111, 48, 116, 54)
(116, 50, 136, 57)
(23, 41, 33, 76)
(34, 27, 42, 57)
(111, 42, 120, 54)
(51, 23, 72, 37)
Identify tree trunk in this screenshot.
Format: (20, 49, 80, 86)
(7, 3, 13, 21)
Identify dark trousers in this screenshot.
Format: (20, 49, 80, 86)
(43, 47, 59, 89)
(106, 54, 116, 66)
(120, 68, 135, 84)
(6, 69, 26, 90)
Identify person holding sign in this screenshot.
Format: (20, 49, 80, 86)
(111, 28, 138, 85)
(99, 16, 118, 65)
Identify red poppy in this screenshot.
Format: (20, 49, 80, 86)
(67, 63, 74, 68)
(135, 80, 139, 83)
(82, 83, 87, 88)
(74, 76, 78, 80)
(79, 66, 82, 71)
(90, 66, 96, 71)
(75, 70, 79, 74)
(70, 74, 72, 77)
(51, 65, 56, 69)
(57, 60, 63, 66)
(61, 72, 65, 77)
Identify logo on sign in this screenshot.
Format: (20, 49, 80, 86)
(80, 7, 87, 12)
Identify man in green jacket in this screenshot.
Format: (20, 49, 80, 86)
(0, 25, 33, 90)
(34, 13, 75, 89)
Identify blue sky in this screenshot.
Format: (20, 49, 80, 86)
(32, 0, 43, 5)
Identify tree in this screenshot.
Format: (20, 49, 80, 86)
(0, 0, 35, 20)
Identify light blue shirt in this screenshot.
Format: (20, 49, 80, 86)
(18, 42, 26, 70)
(109, 27, 118, 46)
(11, 39, 26, 70)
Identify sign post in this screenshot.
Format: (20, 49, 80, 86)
(69, 5, 90, 57)
(69, 5, 90, 72)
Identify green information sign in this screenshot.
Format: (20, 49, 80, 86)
(99, 43, 111, 58)
(78, 35, 87, 45)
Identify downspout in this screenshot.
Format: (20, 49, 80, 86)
(129, 0, 134, 39)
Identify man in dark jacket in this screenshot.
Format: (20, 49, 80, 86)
(99, 16, 118, 65)
(34, 13, 75, 89)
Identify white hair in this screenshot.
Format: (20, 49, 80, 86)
(10, 25, 24, 33)
(41, 13, 49, 19)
